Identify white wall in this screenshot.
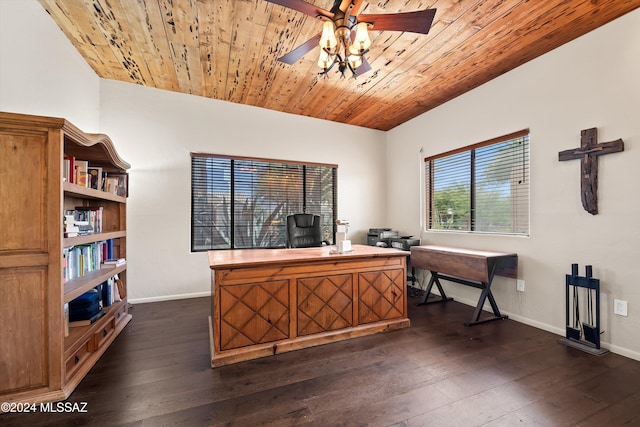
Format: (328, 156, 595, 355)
(99, 80, 387, 302)
(0, 0, 100, 130)
(387, 9, 640, 359)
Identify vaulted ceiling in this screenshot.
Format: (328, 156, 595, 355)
(38, 0, 640, 131)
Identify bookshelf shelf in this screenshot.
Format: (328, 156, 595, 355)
(64, 264, 127, 303)
(63, 230, 127, 247)
(64, 299, 129, 354)
(63, 181, 126, 202)
(0, 111, 132, 404)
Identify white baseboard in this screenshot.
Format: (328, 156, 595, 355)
(129, 291, 211, 304)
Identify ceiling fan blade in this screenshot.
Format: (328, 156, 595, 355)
(355, 56, 371, 75)
(266, 0, 333, 18)
(278, 33, 322, 65)
(358, 9, 437, 35)
(349, 0, 366, 16)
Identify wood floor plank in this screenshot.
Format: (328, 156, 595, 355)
(3, 295, 640, 426)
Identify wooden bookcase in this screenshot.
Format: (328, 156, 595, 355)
(0, 111, 132, 403)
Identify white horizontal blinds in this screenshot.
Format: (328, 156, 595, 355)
(305, 165, 336, 243)
(425, 130, 529, 235)
(191, 154, 337, 251)
(191, 156, 232, 250)
(474, 136, 529, 234)
(233, 159, 303, 249)
(431, 152, 471, 230)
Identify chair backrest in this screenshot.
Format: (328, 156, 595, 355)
(287, 214, 322, 248)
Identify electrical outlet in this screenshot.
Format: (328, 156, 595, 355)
(614, 299, 628, 316)
(516, 279, 525, 292)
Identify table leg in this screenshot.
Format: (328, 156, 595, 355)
(464, 281, 508, 326)
(417, 272, 453, 306)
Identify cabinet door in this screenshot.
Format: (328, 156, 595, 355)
(0, 128, 61, 395)
(0, 268, 49, 393)
(0, 130, 48, 252)
(358, 269, 405, 324)
(219, 280, 289, 351)
(297, 274, 353, 336)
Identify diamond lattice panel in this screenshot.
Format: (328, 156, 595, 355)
(359, 269, 404, 324)
(297, 274, 353, 336)
(220, 280, 289, 350)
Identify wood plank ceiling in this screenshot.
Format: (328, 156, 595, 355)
(38, 0, 640, 131)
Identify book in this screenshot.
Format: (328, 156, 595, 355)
(101, 279, 112, 307)
(115, 276, 126, 300)
(105, 176, 119, 195)
(68, 309, 105, 327)
(74, 160, 89, 187)
(64, 156, 75, 184)
(77, 170, 88, 187)
(63, 303, 69, 337)
(102, 258, 126, 267)
(87, 166, 103, 190)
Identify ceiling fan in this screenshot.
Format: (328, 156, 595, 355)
(266, 0, 437, 78)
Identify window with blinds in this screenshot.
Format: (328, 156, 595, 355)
(425, 130, 530, 235)
(191, 154, 337, 251)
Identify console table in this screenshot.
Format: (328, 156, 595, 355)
(208, 244, 409, 367)
(410, 245, 518, 326)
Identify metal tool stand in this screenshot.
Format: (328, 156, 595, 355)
(558, 263, 608, 356)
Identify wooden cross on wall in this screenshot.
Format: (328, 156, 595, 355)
(558, 128, 624, 215)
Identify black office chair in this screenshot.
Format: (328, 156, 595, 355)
(286, 214, 323, 248)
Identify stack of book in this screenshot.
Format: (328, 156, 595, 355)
(64, 213, 80, 238)
(68, 290, 105, 327)
(75, 206, 103, 234)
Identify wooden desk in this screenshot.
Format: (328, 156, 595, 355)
(410, 245, 518, 326)
(208, 244, 410, 367)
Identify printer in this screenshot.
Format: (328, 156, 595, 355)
(389, 237, 421, 251)
(367, 228, 398, 247)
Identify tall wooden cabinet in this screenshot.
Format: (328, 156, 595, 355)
(0, 112, 132, 403)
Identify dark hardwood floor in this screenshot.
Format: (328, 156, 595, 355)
(4, 294, 640, 426)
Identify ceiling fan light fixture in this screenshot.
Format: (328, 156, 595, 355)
(270, 0, 437, 80)
(320, 20, 338, 50)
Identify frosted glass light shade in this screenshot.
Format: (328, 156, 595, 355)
(318, 49, 333, 69)
(320, 21, 338, 50)
(353, 22, 371, 52)
(348, 54, 362, 69)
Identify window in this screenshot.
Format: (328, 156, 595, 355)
(425, 130, 529, 235)
(191, 154, 337, 251)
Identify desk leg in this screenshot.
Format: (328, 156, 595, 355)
(417, 272, 453, 306)
(407, 266, 421, 297)
(464, 281, 508, 326)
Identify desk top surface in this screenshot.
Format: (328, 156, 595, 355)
(208, 244, 408, 269)
(411, 245, 517, 259)
(410, 245, 518, 281)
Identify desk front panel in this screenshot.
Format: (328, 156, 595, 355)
(210, 248, 409, 366)
(297, 273, 354, 336)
